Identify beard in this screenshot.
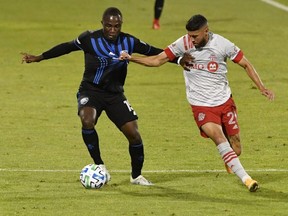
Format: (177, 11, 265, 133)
(194, 38, 207, 49)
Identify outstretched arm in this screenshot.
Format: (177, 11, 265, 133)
(21, 53, 44, 63)
(237, 56, 275, 101)
(119, 51, 194, 70)
(119, 51, 170, 67)
(21, 41, 80, 64)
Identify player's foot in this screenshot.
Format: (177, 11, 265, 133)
(130, 175, 154, 186)
(245, 178, 259, 192)
(225, 163, 233, 174)
(152, 19, 160, 30)
(98, 164, 111, 184)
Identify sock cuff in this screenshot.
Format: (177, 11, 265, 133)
(216, 141, 231, 152)
(130, 143, 143, 148)
(82, 128, 95, 134)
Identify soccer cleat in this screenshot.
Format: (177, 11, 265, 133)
(130, 175, 154, 186)
(245, 178, 259, 192)
(98, 164, 111, 184)
(152, 20, 160, 30)
(225, 163, 233, 174)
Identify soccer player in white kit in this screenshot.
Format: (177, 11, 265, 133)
(119, 14, 274, 192)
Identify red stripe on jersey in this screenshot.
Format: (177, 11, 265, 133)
(183, 36, 188, 50)
(233, 50, 244, 63)
(164, 48, 176, 61)
(188, 35, 193, 49)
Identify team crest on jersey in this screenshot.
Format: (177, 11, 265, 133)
(80, 97, 89, 105)
(207, 61, 218, 72)
(198, 113, 205, 121)
(207, 53, 218, 72)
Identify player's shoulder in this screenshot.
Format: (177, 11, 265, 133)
(78, 29, 101, 39)
(119, 32, 137, 40)
(211, 32, 232, 44)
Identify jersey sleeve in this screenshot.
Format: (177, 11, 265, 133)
(222, 37, 243, 63)
(132, 36, 163, 56)
(74, 31, 91, 50)
(164, 34, 193, 61)
(42, 41, 80, 59)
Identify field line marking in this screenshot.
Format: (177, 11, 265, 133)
(0, 168, 288, 173)
(261, 0, 288, 12)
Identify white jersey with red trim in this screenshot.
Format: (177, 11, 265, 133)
(165, 32, 243, 107)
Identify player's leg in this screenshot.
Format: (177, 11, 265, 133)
(77, 93, 105, 165)
(201, 122, 258, 192)
(227, 134, 241, 156)
(120, 121, 153, 186)
(106, 96, 152, 185)
(223, 130, 241, 173)
(222, 98, 242, 156)
(153, 0, 164, 29)
(78, 101, 111, 183)
(78, 106, 104, 165)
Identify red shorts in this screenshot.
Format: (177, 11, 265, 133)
(191, 97, 240, 138)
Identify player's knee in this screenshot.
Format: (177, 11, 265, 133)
(127, 132, 142, 144)
(80, 117, 95, 129)
(123, 129, 142, 144)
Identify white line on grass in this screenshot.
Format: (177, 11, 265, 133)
(0, 168, 287, 173)
(261, 0, 288, 12)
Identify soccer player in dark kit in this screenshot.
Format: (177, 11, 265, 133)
(21, 7, 186, 186)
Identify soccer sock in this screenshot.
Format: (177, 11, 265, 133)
(217, 142, 251, 183)
(82, 128, 104, 165)
(129, 143, 144, 179)
(154, 0, 164, 19)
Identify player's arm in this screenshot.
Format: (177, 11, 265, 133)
(21, 41, 80, 64)
(120, 51, 193, 70)
(237, 55, 275, 100)
(129, 51, 170, 67)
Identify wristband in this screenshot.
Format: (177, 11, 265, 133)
(177, 56, 183, 66)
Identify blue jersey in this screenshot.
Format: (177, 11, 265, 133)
(42, 29, 164, 93)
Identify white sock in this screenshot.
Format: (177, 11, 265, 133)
(217, 141, 251, 183)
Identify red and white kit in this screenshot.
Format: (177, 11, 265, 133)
(164, 32, 243, 107)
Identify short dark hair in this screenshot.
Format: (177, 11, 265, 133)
(186, 14, 208, 31)
(102, 7, 122, 20)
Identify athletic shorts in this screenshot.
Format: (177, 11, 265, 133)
(191, 97, 239, 138)
(77, 90, 138, 129)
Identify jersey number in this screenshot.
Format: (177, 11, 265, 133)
(227, 111, 237, 125)
(123, 100, 137, 116)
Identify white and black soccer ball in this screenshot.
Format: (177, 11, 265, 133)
(80, 164, 106, 189)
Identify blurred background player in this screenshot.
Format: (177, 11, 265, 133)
(153, 0, 165, 29)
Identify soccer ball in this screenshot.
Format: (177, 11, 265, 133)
(80, 164, 107, 189)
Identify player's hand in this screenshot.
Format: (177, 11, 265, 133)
(179, 52, 194, 71)
(261, 88, 275, 101)
(119, 51, 131, 61)
(21, 52, 43, 63)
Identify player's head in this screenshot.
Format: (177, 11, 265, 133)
(186, 14, 209, 48)
(101, 7, 123, 41)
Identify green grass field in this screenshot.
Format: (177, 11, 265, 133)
(1, 0, 288, 215)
